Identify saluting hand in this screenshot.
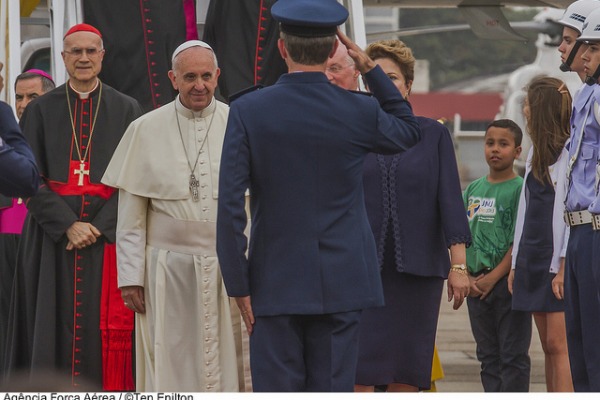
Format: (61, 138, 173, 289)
(336, 29, 376, 75)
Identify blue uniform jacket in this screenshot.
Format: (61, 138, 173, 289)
(217, 65, 420, 316)
(0, 102, 39, 197)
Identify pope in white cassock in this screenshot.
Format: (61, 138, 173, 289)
(102, 40, 248, 392)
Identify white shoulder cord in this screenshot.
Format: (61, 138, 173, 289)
(565, 110, 589, 206)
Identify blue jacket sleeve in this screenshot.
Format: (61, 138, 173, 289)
(217, 104, 251, 297)
(363, 65, 420, 154)
(0, 102, 40, 197)
(436, 125, 471, 247)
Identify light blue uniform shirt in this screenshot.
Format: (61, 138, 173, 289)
(567, 84, 600, 212)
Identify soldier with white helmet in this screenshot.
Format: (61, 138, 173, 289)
(560, 4, 600, 392)
(579, 7, 600, 85)
(557, 0, 600, 76)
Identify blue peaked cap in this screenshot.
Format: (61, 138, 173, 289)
(272, 0, 349, 37)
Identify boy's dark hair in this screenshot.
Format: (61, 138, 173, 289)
(486, 119, 523, 147)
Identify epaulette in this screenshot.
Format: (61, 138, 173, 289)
(228, 85, 264, 103)
(348, 89, 373, 97)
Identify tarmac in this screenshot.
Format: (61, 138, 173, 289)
(434, 281, 546, 392)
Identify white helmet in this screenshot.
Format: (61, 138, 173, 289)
(579, 7, 600, 42)
(558, 0, 600, 34)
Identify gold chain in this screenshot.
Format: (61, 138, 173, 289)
(66, 81, 103, 163)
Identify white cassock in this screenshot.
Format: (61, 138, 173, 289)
(102, 97, 250, 392)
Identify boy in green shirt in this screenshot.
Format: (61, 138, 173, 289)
(463, 119, 532, 391)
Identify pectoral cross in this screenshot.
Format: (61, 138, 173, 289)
(74, 162, 90, 186)
(189, 173, 200, 202)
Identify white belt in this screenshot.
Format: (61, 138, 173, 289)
(564, 210, 593, 227)
(592, 214, 600, 231)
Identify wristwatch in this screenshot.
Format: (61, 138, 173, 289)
(450, 263, 468, 275)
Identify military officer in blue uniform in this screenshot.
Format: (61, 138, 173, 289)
(217, 0, 420, 392)
(569, 6, 600, 392)
(0, 101, 39, 197)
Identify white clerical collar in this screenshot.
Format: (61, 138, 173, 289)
(175, 96, 216, 119)
(69, 79, 100, 99)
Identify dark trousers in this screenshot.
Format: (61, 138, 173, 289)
(467, 276, 532, 392)
(0, 233, 19, 376)
(565, 225, 600, 392)
(249, 311, 362, 392)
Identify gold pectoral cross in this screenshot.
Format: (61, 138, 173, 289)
(74, 162, 90, 186)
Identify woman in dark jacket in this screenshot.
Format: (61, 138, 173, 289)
(355, 40, 471, 392)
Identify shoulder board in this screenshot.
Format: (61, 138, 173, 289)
(348, 89, 373, 97)
(228, 85, 264, 103)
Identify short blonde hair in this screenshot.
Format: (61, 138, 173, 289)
(365, 40, 415, 84)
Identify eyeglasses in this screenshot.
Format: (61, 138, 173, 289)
(326, 63, 354, 74)
(64, 48, 103, 58)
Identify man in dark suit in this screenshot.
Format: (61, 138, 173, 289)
(217, 0, 421, 392)
(0, 101, 39, 197)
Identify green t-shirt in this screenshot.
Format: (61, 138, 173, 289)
(463, 175, 523, 275)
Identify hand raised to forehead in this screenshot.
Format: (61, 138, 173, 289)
(336, 29, 375, 75)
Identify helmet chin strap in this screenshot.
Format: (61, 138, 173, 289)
(560, 41, 583, 72)
(585, 65, 600, 85)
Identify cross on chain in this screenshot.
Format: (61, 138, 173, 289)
(189, 173, 200, 202)
(74, 162, 90, 186)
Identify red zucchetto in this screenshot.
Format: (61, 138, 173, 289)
(64, 23, 102, 39)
